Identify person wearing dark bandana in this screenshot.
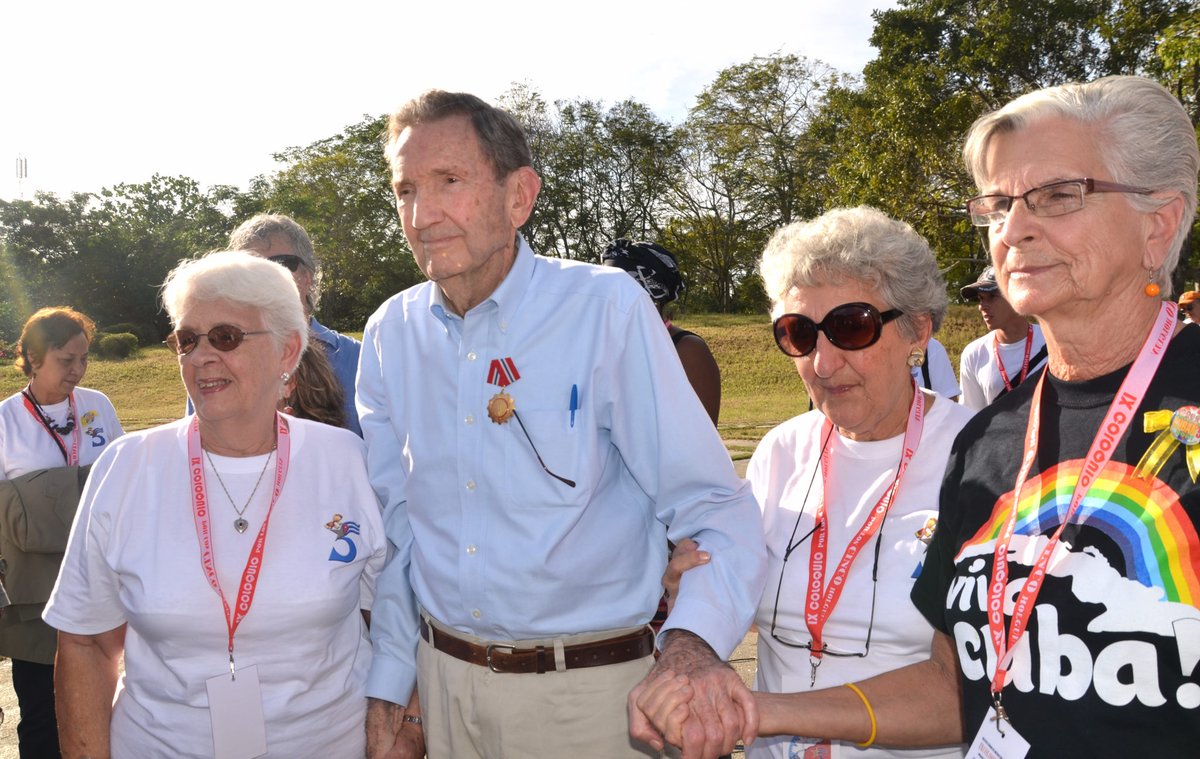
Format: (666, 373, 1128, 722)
(602, 239, 721, 424)
(0, 306, 123, 759)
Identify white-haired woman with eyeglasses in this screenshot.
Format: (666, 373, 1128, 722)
(641, 75, 1200, 759)
(642, 205, 973, 759)
(44, 251, 386, 758)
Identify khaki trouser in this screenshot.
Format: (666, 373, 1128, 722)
(416, 617, 661, 759)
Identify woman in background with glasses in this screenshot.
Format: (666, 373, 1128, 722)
(659, 206, 971, 759)
(0, 306, 123, 758)
(45, 251, 387, 758)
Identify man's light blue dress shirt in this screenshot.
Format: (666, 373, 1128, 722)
(357, 238, 766, 705)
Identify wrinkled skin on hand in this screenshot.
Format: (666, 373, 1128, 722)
(628, 629, 757, 759)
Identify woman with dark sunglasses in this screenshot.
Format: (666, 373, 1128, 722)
(44, 251, 386, 758)
(0, 306, 124, 758)
(648, 206, 972, 759)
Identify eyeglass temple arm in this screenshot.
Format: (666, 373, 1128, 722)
(512, 410, 576, 488)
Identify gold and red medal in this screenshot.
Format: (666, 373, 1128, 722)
(487, 357, 520, 424)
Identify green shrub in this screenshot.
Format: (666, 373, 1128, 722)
(95, 333, 139, 360)
(102, 322, 156, 345)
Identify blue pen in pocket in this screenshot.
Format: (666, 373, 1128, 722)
(569, 384, 579, 428)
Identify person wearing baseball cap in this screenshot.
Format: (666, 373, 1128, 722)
(1180, 290, 1198, 324)
(957, 265, 1048, 410)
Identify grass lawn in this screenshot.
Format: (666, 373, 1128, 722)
(1, 305, 990, 445)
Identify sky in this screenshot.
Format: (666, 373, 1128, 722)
(0, 0, 898, 202)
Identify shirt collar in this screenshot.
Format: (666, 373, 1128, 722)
(308, 316, 336, 347)
(427, 234, 535, 332)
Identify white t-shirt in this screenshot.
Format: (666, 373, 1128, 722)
(747, 393, 970, 759)
(910, 338, 959, 400)
(44, 417, 386, 759)
(0, 386, 124, 478)
(958, 325, 1047, 411)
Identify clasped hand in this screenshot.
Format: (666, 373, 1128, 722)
(628, 539, 756, 759)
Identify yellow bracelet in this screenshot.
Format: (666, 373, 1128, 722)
(844, 682, 877, 748)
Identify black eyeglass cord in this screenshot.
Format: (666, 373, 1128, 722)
(769, 423, 833, 640)
(22, 388, 76, 436)
(769, 419, 904, 667)
(21, 387, 74, 464)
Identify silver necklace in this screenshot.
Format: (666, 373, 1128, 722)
(203, 448, 274, 533)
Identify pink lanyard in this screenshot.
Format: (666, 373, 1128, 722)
(22, 391, 79, 466)
(992, 325, 1034, 392)
(986, 302, 1176, 718)
(187, 414, 290, 676)
(805, 381, 924, 680)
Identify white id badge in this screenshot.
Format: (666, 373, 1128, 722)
(966, 712, 1030, 759)
(206, 665, 268, 759)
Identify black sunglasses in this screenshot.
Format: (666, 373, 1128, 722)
(773, 302, 903, 358)
(268, 254, 304, 272)
(165, 325, 269, 356)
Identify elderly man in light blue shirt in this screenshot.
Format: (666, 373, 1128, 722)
(359, 90, 767, 759)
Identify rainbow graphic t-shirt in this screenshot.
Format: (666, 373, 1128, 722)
(912, 325, 1200, 758)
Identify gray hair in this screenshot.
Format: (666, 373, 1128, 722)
(160, 250, 309, 362)
(963, 75, 1198, 296)
(228, 213, 322, 312)
(385, 90, 533, 180)
(758, 206, 949, 337)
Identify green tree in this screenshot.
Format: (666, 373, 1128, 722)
(815, 0, 1197, 291)
(501, 85, 682, 261)
(251, 114, 420, 330)
(0, 177, 235, 338)
(669, 54, 842, 310)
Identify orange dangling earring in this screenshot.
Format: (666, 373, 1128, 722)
(1145, 268, 1161, 298)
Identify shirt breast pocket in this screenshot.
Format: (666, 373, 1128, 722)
(501, 406, 588, 509)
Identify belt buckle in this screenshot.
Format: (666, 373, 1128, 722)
(485, 643, 516, 673)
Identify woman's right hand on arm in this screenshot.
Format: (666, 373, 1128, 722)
(663, 538, 710, 616)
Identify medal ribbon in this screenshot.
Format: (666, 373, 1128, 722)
(992, 324, 1034, 392)
(805, 380, 925, 662)
(487, 357, 520, 387)
(187, 414, 291, 672)
(22, 390, 79, 466)
(986, 302, 1176, 701)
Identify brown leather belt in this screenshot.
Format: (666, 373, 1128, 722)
(419, 618, 654, 674)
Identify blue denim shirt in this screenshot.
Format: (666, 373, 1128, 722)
(310, 317, 362, 437)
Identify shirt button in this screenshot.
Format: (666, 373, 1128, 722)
(466, 480, 476, 491)
(499, 322, 508, 331)
(467, 544, 477, 555)
(465, 414, 475, 425)
(467, 351, 478, 361)
(472, 609, 482, 619)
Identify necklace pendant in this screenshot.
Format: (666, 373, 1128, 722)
(234, 517, 249, 534)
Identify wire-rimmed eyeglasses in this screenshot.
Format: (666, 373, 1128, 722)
(966, 177, 1152, 227)
(165, 325, 268, 356)
(767, 518, 884, 659)
(767, 425, 882, 658)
